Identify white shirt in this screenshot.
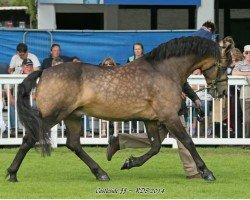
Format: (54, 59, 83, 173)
(234, 60, 250, 100)
(9, 53, 40, 74)
(0, 99, 6, 134)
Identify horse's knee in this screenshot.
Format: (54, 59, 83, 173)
(151, 145, 161, 155)
(20, 135, 36, 150)
(66, 140, 81, 153)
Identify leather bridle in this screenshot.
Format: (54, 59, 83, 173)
(197, 61, 228, 92)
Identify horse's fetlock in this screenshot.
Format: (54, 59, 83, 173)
(91, 167, 99, 175)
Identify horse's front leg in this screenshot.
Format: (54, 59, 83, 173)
(121, 120, 161, 170)
(7, 134, 37, 182)
(164, 116, 216, 181)
(64, 115, 110, 181)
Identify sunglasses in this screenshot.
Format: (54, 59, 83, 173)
(245, 51, 250, 55)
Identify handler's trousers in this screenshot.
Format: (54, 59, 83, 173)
(118, 116, 199, 177)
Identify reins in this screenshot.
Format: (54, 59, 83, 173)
(196, 61, 228, 93)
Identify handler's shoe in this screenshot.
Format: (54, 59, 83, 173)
(186, 173, 202, 179)
(106, 135, 120, 161)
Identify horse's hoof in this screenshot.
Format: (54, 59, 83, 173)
(121, 158, 132, 170)
(203, 173, 216, 181)
(8, 177, 18, 182)
(6, 171, 18, 182)
(97, 174, 110, 181)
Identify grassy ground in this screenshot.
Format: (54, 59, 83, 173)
(0, 146, 249, 199)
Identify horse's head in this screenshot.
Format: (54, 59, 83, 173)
(200, 44, 232, 98)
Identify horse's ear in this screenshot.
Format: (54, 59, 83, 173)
(224, 44, 232, 54)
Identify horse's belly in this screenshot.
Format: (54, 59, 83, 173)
(82, 104, 157, 121)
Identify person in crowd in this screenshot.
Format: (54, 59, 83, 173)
(0, 97, 7, 137)
(189, 21, 216, 136)
(7, 58, 35, 137)
(218, 37, 243, 138)
(127, 42, 144, 62)
(127, 43, 144, 133)
(228, 48, 244, 74)
(8, 43, 40, 74)
(190, 69, 213, 137)
(192, 21, 216, 42)
(81, 115, 91, 137)
(107, 82, 203, 179)
(100, 57, 119, 137)
(227, 44, 244, 137)
(232, 45, 250, 138)
(101, 57, 117, 68)
(41, 44, 80, 70)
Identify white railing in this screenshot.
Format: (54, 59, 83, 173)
(0, 74, 250, 147)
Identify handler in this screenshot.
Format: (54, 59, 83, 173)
(107, 81, 202, 179)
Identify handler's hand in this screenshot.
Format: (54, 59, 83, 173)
(194, 99, 201, 108)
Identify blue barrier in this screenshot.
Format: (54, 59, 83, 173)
(0, 29, 195, 66)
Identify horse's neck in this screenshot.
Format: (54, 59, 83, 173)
(161, 56, 197, 85)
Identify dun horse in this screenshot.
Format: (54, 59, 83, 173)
(7, 36, 231, 182)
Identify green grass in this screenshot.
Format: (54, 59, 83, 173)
(0, 146, 250, 199)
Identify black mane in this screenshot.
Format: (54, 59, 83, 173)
(145, 36, 220, 62)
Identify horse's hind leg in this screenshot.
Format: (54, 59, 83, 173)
(164, 116, 215, 181)
(121, 120, 161, 170)
(7, 134, 37, 182)
(64, 115, 110, 181)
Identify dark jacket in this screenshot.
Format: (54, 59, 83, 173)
(178, 82, 199, 116)
(192, 28, 216, 42)
(41, 55, 78, 70)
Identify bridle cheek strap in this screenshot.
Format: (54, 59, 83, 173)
(198, 62, 228, 92)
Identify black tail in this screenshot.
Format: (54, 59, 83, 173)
(17, 70, 51, 156)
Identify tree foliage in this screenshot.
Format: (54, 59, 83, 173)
(0, 0, 37, 28)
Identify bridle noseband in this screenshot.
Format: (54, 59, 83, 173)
(197, 61, 228, 92)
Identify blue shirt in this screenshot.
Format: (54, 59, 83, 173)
(193, 28, 216, 42)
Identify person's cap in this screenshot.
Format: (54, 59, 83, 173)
(22, 58, 33, 66)
(244, 45, 250, 52)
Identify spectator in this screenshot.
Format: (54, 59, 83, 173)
(214, 37, 239, 137)
(232, 45, 250, 138)
(0, 97, 7, 137)
(193, 21, 216, 42)
(127, 42, 144, 62)
(8, 43, 40, 74)
(81, 115, 91, 137)
(101, 57, 117, 68)
(127, 43, 144, 133)
(190, 21, 216, 136)
(228, 48, 244, 75)
(218, 37, 244, 138)
(228, 47, 244, 137)
(107, 82, 203, 179)
(42, 44, 79, 70)
(7, 58, 35, 136)
(100, 57, 119, 137)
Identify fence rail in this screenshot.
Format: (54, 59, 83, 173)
(1, 74, 250, 148)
